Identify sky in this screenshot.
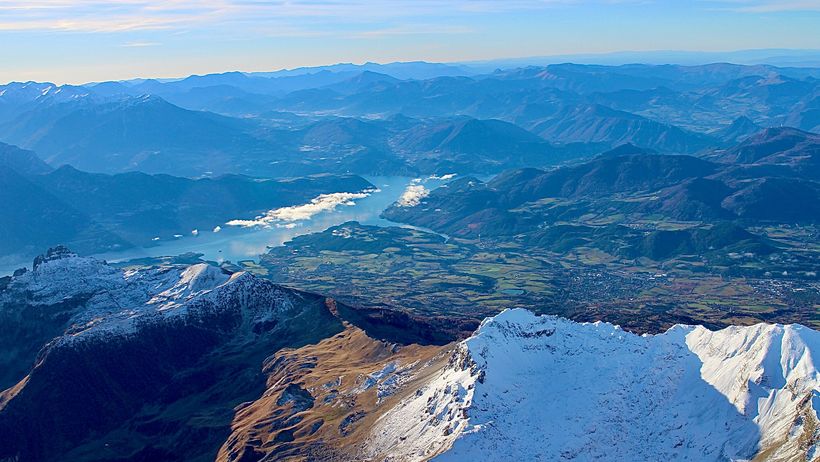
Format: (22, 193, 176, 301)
(1, 0, 819, 84)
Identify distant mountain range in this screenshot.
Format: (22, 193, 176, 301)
(0, 96, 269, 175)
(465, 49, 820, 69)
(2, 55, 820, 462)
(530, 103, 715, 154)
(1, 62, 818, 178)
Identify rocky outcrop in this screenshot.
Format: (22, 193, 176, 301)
(0, 250, 346, 461)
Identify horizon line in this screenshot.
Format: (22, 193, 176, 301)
(4, 47, 820, 87)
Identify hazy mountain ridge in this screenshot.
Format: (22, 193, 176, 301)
(0, 95, 270, 175)
(0, 141, 51, 174)
(531, 103, 717, 153)
(2, 62, 818, 179)
(0, 157, 374, 258)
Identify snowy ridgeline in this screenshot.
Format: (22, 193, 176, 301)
(3, 250, 820, 461)
(367, 309, 820, 462)
(0, 248, 295, 342)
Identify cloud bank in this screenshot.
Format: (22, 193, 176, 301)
(9, 1, 795, 35)
(226, 190, 375, 228)
(397, 184, 429, 208)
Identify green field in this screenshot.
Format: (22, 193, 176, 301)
(248, 222, 820, 334)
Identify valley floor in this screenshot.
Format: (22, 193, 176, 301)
(250, 222, 820, 336)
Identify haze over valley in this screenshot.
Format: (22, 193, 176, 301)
(2, 2, 820, 458)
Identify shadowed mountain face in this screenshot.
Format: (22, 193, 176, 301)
(0, 251, 348, 461)
(0, 142, 52, 175)
(712, 116, 762, 143)
(785, 95, 820, 133)
(0, 96, 271, 176)
(711, 127, 820, 176)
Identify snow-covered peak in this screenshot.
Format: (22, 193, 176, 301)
(58, 266, 303, 344)
(686, 322, 820, 459)
(148, 263, 231, 308)
(1, 249, 250, 341)
(3, 248, 123, 306)
(366, 309, 820, 461)
(32, 245, 77, 267)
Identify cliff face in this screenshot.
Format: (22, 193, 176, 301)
(0, 249, 345, 461)
(3, 250, 820, 462)
(364, 309, 820, 462)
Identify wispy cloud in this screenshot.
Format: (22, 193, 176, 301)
(352, 24, 474, 39)
(0, 1, 223, 32)
(706, 0, 820, 13)
(0, 0, 615, 34)
(121, 41, 161, 47)
(1, 0, 816, 36)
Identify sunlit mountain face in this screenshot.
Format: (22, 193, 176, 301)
(2, 3, 820, 459)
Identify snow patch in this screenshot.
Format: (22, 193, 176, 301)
(366, 309, 820, 462)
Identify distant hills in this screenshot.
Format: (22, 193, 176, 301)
(711, 127, 820, 169)
(0, 142, 51, 175)
(2, 62, 818, 178)
(465, 49, 820, 69)
(0, 146, 373, 258)
(712, 116, 761, 143)
(383, 128, 820, 265)
(531, 104, 715, 154)
(0, 96, 269, 175)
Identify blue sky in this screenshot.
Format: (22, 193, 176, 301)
(1, 0, 819, 84)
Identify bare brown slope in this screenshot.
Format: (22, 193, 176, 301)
(218, 324, 451, 462)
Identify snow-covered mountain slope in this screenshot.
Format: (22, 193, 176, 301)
(0, 247, 348, 462)
(3, 246, 224, 308)
(5, 249, 820, 461)
(1, 246, 238, 339)
(366, 309, 820, 462)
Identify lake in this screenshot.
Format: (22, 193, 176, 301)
(0, 176, 449, 275)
